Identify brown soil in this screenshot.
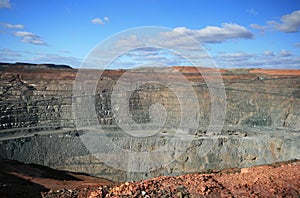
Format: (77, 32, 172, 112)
(0, 159, 114, 198)
(1, 159, 299, 198)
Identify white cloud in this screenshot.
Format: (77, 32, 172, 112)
(252, 9, 300, 33)
(218, 52, 253, 61)
(104, 16, 110, 22)
(279, 49, 292, 57)
(263, 50, 274, 56)
(114, 35, 145, 49)
(214, 50, 300, 69)
(268, 10, 300, 33)
(250, 24, 267, 32)
(247, 8, 258, 16)
(116, 47, 192, 67)
(295, 43, 300, 48)
(59, 50, 70, 53)
(0, 0, 11, 8)
(83, 25, 253, 69)
(0, 22, 25, 29)
(91, 17, 105, 25)
(0, 48, 22, 61)
(161, 23, 253, 43)
(14, 31, 47, 45)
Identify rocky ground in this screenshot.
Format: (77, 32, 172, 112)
(0, 159, 299, 198)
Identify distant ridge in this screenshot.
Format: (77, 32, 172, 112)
(0, 62, 73, 70)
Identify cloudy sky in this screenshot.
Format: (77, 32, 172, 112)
(0, 0, 300, 68)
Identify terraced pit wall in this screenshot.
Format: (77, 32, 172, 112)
(0, 63, 299, 182)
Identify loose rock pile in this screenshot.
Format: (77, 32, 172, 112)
(42, 160, 300, 198)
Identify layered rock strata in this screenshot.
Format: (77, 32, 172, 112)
(0, 63, 299, 181)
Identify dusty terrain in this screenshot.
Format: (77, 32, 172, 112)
(0, 159, 299, 197)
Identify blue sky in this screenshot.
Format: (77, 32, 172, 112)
(0, 0, 300, 68)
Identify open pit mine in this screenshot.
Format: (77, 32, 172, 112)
(0, 62, 299, 185)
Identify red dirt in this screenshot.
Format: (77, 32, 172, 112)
(249, 68, 300, 76)
(95, 160, 300, 198)
(1, 159, 298, 198)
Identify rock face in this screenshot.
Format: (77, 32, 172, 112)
(0, 63, 299, 182)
